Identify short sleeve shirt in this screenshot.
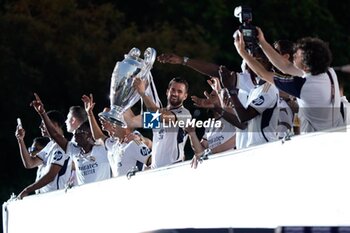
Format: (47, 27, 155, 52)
(151, 105, 191, 169)
(67, 142, 111, 185)
(36, 141, 71, 193)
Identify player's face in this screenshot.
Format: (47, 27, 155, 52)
(166, 82, 188, 107)
(74, 128, 91, 146)
(65, 112, 75, 133)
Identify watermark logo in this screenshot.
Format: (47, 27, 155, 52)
(143, 110, 222, 129)
(143, 110, 161, 129)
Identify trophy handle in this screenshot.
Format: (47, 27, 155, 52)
(143, 47, 157, 70)
(127, 47, 141, 59)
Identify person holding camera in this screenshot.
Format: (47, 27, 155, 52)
(234, 28, 343, 133)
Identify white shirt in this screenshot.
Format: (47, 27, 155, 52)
(67, 142, 111, 185)
(202, 117, 236, 150)
(244, 82, 279, 147)
(36, 140, 71, 193)
(274, 68, 343, 133)
(105, 137, 151, 177)
(277, 98, 294, 139)
(235, 72, 253, 149)
(151, 105, 191, 169)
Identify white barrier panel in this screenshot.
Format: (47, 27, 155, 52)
(3, 126, 350, 233)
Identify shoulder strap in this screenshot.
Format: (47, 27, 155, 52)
(326, 70, 335, 127)
(326, 70, 335, 105)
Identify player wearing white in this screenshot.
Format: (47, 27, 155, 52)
(81, 94, 152, 177)
(31, 94, 111, 187)
(202, 117, 236, 150)
(151, 105, 191, 168)
(36, 141, 71, 192)
(66, 141, 110, 185)
(243, 82, 279, 146)
(105, 136, 151, 176)
(132, 77, 192, 169)
(16, 109, 72, 199)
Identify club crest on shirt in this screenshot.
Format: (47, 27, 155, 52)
(140, 146, 151, 156)
(53, 150, 63, 161)
(252, 96, 265, 106)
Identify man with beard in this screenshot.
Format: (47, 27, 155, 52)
(131, 77, 192, 169)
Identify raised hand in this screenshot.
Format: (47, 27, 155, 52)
(219, 66, 237, 91)
(81, 94, 95, 114)
(233, 30, 246, 56)
(15, 125, 25, 140)
(207, 77, 222, 92)
(124, 132, 140, 143)
(205, 90, 223, 109)
(256, 27, 266, 44)
(132, 77, 146, 96)
(191, 95, 214, 108)
(30, 93, 45, 114)
(157, 53, 183, 65)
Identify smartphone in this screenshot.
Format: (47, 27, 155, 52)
(17, 118, 22, 129)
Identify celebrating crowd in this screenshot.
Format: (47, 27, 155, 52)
(14, 27, 349, 199)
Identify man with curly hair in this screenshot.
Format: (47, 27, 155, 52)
(234, 28, 343, 133)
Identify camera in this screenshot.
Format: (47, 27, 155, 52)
(234, 6, 258, 53)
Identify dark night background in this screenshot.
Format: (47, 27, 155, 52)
(1, 0, 350, 228)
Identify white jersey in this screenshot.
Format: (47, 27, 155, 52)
(202, 117, 236, 150)
(151, 105, 191, 169)
(34, 165, 44, 194)
(67, 142, 111, 185)
(105, 137, 151, 177)
(274, 68, 343, 133)
(36, 140, 71, 193)
(235, 72, 253, 149)
(277, 98, 294, 139)
(244, 82, 279, 147)
(236, 70, 255, 93)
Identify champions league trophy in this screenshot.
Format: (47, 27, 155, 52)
(99, 47, 157, 127)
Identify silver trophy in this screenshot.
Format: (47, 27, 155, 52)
(99, 47, 157, 127)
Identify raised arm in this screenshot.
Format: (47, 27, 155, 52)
(15, 126, 42, 169)
(158, 53, 221, 77)
(207, 89, 247, 129)
(82, 94, 107, 142)
(31, 93, 68, 151)
(132, 77, 177, 123)
(256, 28, 303, 77)
(234, 32, 276, 84)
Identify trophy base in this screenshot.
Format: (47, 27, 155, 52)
(98, 111, 127, 128)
